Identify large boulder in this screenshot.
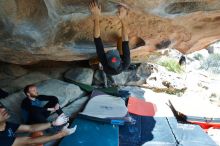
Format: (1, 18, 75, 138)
(93, 63, 152, 86)
(64, 67, 94, 85)
(37, 66, 69, 80)
(0, 79, 86, 123)
(62, 96, 89, 117)
(36, 79, 86, 107)
(1, 0, 220, 64)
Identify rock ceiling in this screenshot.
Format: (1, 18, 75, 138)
(0, 0, 220, 64)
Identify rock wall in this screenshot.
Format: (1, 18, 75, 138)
(0, 0, 220, 64)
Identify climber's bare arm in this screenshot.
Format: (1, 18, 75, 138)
(16, 114, 69, 133)
(89, 1, 101, 38)
(118, 6, 130, 68)
(16, 123, 51, 133)
(118, 6, 128, 41)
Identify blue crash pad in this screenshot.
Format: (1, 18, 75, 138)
(119, 114, 177, 146)
(167, 117, 217, 146)
(119, 114, 217, 146)
(59, 118, 119, 146)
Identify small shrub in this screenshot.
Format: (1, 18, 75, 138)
(158, 59, 183, 73)
(193, 53, 204, 60)
(201, 53, 220, 74)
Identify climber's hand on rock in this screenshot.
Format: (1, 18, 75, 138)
(117, 5, 128, 20)
(89, 1, 101, 18)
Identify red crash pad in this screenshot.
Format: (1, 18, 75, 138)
(128, 97, 156, 116)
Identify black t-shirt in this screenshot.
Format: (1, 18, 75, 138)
(0, 122, 19, 146)
(94, 37, 131, 75)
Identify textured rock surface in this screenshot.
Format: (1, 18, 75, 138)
(0, 63, 28, 78)
(36, 79, 86, 107)
(93, 63, 152, 86)
(2, 72, 51, 93)
(0, 0, 220, 64)
(64, 67, 94, 85)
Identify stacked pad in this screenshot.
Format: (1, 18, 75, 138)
(59, 118, 119, 146)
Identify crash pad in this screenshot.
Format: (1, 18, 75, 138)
(59, 118, 119, 146)
(128, 97, 156, 116)
(119, 114, 177, 146)
(79, 94, 128, 125)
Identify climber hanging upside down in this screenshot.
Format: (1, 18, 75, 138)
(89, 1, 131, 87)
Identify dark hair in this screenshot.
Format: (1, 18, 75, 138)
(23, 84, 35, 96)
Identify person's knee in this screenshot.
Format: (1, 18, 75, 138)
(46, 96, 59, 107)
(52, 96, 59, 104)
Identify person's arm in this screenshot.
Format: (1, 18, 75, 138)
(118, 6, 130, 69)
(38, 95, 60, 112)
(94, 37, 108, 67)
(17, 123, 51, 133)
(16, 114, 69, 133)
(13, 130, 68, 146)
(47, 103, 60, 112)
(94, 12, 100, 38)
(121, 41, 130, 69)
(119, 10, 128, 42)
(89, 1, 101, 38)
(13, 124, 77, 146)
(38, 95, 58, 102)
(89, 1, 108, 67)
